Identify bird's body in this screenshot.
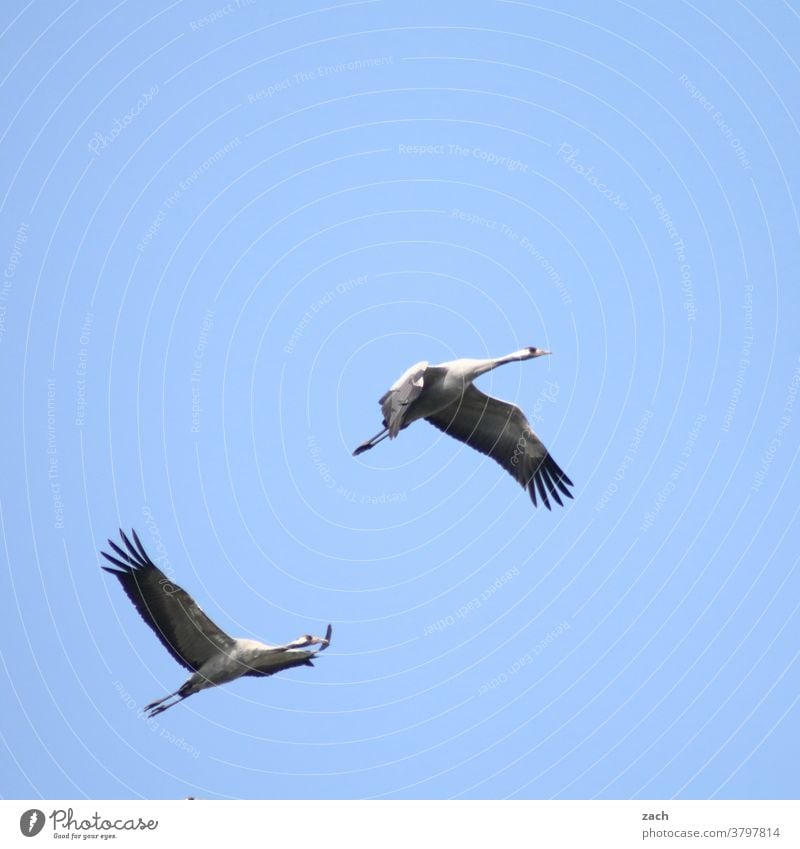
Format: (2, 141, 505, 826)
(101, 530, 331, 717)
(354, 347, 573, 509)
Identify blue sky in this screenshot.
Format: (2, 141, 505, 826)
(1, 0, 798, 800)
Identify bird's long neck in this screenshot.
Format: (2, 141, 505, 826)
(470, 349, 537, 377)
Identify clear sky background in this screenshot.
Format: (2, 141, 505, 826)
(1, 0, 798, 801)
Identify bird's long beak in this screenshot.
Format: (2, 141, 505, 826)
(300, 625, 333, 651)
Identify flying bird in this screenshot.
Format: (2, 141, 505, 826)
(101, 529, 332, 717)
(353, 347, 573, 509)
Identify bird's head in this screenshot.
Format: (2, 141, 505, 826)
(287, 625, 332, 651)
(526, 346, 552, 358)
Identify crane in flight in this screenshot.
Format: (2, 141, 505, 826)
(353, 347, 573, 509)
(101, 529, 331, 717)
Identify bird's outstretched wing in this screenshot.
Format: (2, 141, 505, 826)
(379, 361, 429, 437)
(425, 385, 573, 509)
(101, 529, 235, 671)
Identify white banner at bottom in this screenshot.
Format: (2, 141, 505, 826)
(2, 799, 797, 848)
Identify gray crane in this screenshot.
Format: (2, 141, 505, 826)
(101, 530, 331, 717)
(353, 347, 573, 509)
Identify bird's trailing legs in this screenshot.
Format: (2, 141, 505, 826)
(143, 689, 185, 718)
(353, 428, 389, 456)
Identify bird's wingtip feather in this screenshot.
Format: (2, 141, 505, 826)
(119, 528, 137, 557)
(130, 528, 153, 563)
(100, 548, 133, 573)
